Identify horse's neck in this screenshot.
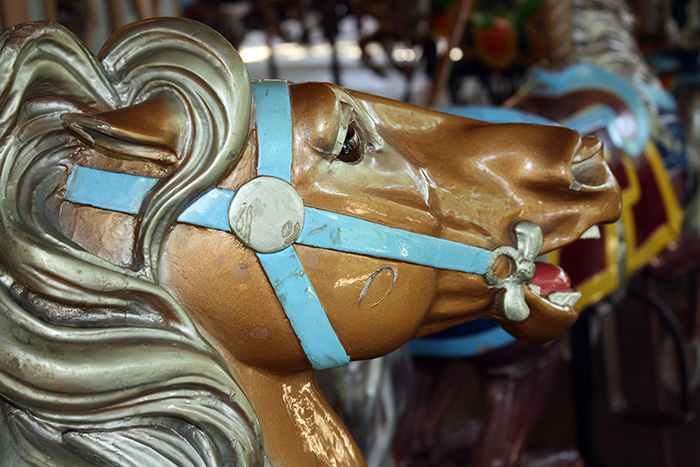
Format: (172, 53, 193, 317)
(230, 361, 366, 467)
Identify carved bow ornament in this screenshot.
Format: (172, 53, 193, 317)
(485, 221, 543, 322)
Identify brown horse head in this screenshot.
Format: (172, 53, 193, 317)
(0, 18, 620, 466)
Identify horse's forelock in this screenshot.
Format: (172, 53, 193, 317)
(96, 18, 253, 279)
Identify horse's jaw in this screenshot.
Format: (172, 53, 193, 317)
(227, 359, 366, 467)
(420, 222, 605, 343)
(420, 266, 582, 344)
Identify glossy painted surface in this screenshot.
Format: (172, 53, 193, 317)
(79, 86, 621, 463)
(171, 82, 619, 464)
(252, 80, 294, 181)
(0, 18, 622, 467)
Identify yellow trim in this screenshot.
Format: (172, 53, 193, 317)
(546, 223, 620, 310)
(648, 142, 684, 231)
(544, 249, 560, 265)
(575, 222, 621, 310)
(620, 153, 642, 211)
(618, 153, 642, 273)
(623, 142, 684, 275)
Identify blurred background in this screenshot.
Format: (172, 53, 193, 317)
(0, 0, 584, 104)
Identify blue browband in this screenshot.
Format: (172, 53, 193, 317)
(65, 80, 494, 369)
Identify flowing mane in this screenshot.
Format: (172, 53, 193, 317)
(572, 0, 656, 85)
(571, 0, 680, 153)
(0, 21, 264, 465)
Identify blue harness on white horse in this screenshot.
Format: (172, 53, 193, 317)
(66, 80, 529, 369)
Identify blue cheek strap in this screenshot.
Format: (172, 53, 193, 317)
(65, 80, 494, 369)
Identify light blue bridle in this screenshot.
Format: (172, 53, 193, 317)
(65, 80, 535, 369)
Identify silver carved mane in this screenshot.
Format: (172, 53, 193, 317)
(572, 0, 657, 85)
(0, 20, 266, 465)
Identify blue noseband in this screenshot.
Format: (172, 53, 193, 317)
(65, 80, 495, 369)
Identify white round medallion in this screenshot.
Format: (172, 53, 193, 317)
(228, 176, 305, 253)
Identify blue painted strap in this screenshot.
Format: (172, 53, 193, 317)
(298, 208, 492, 275)
(252, 80, 351, 369)
(65, 167, 493, 276)
(66, 167, 493, 276)
(66, 165, 234, 230)
(252, 81, 294, 182)
(65, 165, 157, 214)
(66, 165, 349, 369)
(177, 188, 234, 230)
(257, 247, 350, 369)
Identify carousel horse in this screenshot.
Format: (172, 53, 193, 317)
(0, 18, 621, 466)
(396, 0, 693, 465)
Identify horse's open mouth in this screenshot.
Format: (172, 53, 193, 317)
(526, 223, 600, 310)
(528, 262, 580, 308)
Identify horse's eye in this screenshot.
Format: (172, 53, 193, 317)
(337, 124, 362, 163)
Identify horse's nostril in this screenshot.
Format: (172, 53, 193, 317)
(571, 136, 610, 189)
(573, 136, 603, 163)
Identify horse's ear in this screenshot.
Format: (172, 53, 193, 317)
(62, 96, 186, 165)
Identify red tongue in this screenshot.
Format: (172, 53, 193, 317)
(531, 262, 572, 293)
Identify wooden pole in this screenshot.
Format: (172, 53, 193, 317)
(541, 0, 573, 69)
(427, 0, 473, 107)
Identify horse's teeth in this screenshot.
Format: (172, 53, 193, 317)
(528, 283, 581, 307)
(580, 225, 601, 240)
(548, 291, 582, 307)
